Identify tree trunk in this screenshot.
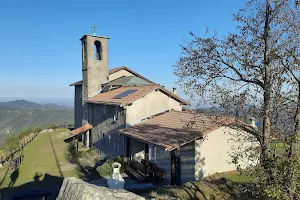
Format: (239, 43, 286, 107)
(262, 0, 271, 150)
(261, 0, 272, 186)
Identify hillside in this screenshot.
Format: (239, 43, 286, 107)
(0, 100, 73, 143)
(0, 128, 101, 199)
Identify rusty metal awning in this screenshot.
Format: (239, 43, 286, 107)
(71, 124, 93, 135)
(64, 124, 93, 143)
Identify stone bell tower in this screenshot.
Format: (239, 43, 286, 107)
(80, 34, 109, 129)
(80, 33, 109, 147)
(80, 34, 109, 101)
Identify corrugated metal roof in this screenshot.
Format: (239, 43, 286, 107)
(120, 111, 236, 151)
(69, 66, 155, 86)
(108, 76, 153, 86)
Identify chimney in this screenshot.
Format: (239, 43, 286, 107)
(173, 87, 177, 95)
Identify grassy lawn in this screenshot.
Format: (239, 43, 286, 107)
(0, 128, 101, 199)
(132, 171, 256, 200)
(0, 128, 257, 200)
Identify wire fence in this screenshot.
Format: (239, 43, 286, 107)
(0, 123, 74, 166)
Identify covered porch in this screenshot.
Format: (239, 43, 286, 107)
(123, 135, 172, 184)
(119, 111, 216, 185)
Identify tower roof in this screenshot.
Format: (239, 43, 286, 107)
(80, 34, 110, 41)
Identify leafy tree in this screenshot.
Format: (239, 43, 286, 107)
(174, 0, 300, 198)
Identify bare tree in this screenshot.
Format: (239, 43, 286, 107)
(174, 0, 300, 198)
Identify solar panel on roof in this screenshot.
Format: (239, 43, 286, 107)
(113, 89, 137, 99)
(100, 85, 112, 93)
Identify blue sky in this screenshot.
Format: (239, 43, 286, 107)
(0, 0, 247, 104)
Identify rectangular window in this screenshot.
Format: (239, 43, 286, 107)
(114, 107, 119, 121)
(149, 146, 152, 161)
(103, 133, 105, 147)
(103, 106, 106, 118)
(114, 139, 118, 155)
(108, 135, 111, 144)
(154, 146, 157, 163)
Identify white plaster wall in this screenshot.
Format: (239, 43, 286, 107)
(126, 90, 183, 126)
(109, 69, 134, 81)
(195, 127, 257, 179)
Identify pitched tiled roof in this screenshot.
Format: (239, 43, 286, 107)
(69, 80, 83, 86)
(86, 85, 190, 106)
(69, 66, 154, 86)
(119, 111, 236, 151)
(64, 124, 93, 143)
(71, 124, 93, 135)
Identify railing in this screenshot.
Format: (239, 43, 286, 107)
(0, 132, 39, 166)
(0, 124, 74, 166)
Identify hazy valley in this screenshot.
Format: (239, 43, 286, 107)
(0, 100, 73, 143)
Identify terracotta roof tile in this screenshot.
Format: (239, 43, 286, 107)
(87, 85, 190, 106)
(87, 85, 160, 106)
(71, 124, 93, 135)
(120, 111, 235, 150)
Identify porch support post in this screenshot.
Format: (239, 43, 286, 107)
(76, 136, 79, 151)
(86, 130, 89, 147)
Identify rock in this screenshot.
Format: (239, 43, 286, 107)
(57, 177, 145, 200)
(41, 129, 54, 133)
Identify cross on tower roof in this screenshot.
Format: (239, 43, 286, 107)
(91, 24, 97, 36)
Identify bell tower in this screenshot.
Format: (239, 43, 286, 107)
(80, 34, 109, 101)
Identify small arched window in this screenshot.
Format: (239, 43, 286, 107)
(82, 41, 87, 61)
(94, 41, 102, 60)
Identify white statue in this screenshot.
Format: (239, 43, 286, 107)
(107, 162, 125, 189)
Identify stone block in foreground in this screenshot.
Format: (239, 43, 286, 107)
(57, 177, 145, 200)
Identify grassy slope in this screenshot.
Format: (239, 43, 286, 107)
(0, 128, 101, 198)
(0, 128, 255, 200)
(133, 171, 255, 200)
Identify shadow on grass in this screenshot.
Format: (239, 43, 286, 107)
(48, 134, 64, 178)
(0, 173, 63, 200)
(147, 176, 258, 200)
(204, 177, 258, 200)
(65, 143, 100, 182)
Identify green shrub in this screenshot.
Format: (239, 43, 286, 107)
(19, 127, 33, 138)
(48, 123, 57, 130)
(96, 156, 126, 177)
(4, 135, 19, 151)
(33, 127, 42, 133)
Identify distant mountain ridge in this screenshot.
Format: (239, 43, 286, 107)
(0, 100, 72, 110)
(0, 100, 73, 143)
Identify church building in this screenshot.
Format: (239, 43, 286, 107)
(69, 33, 257, 185)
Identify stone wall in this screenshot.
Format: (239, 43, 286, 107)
(175, 142, 196, 185)
(153, 147, 172, 185)
(89, 104, 126, 158)
(74, 85, 83, 129)
(57, 177, 145, 200)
